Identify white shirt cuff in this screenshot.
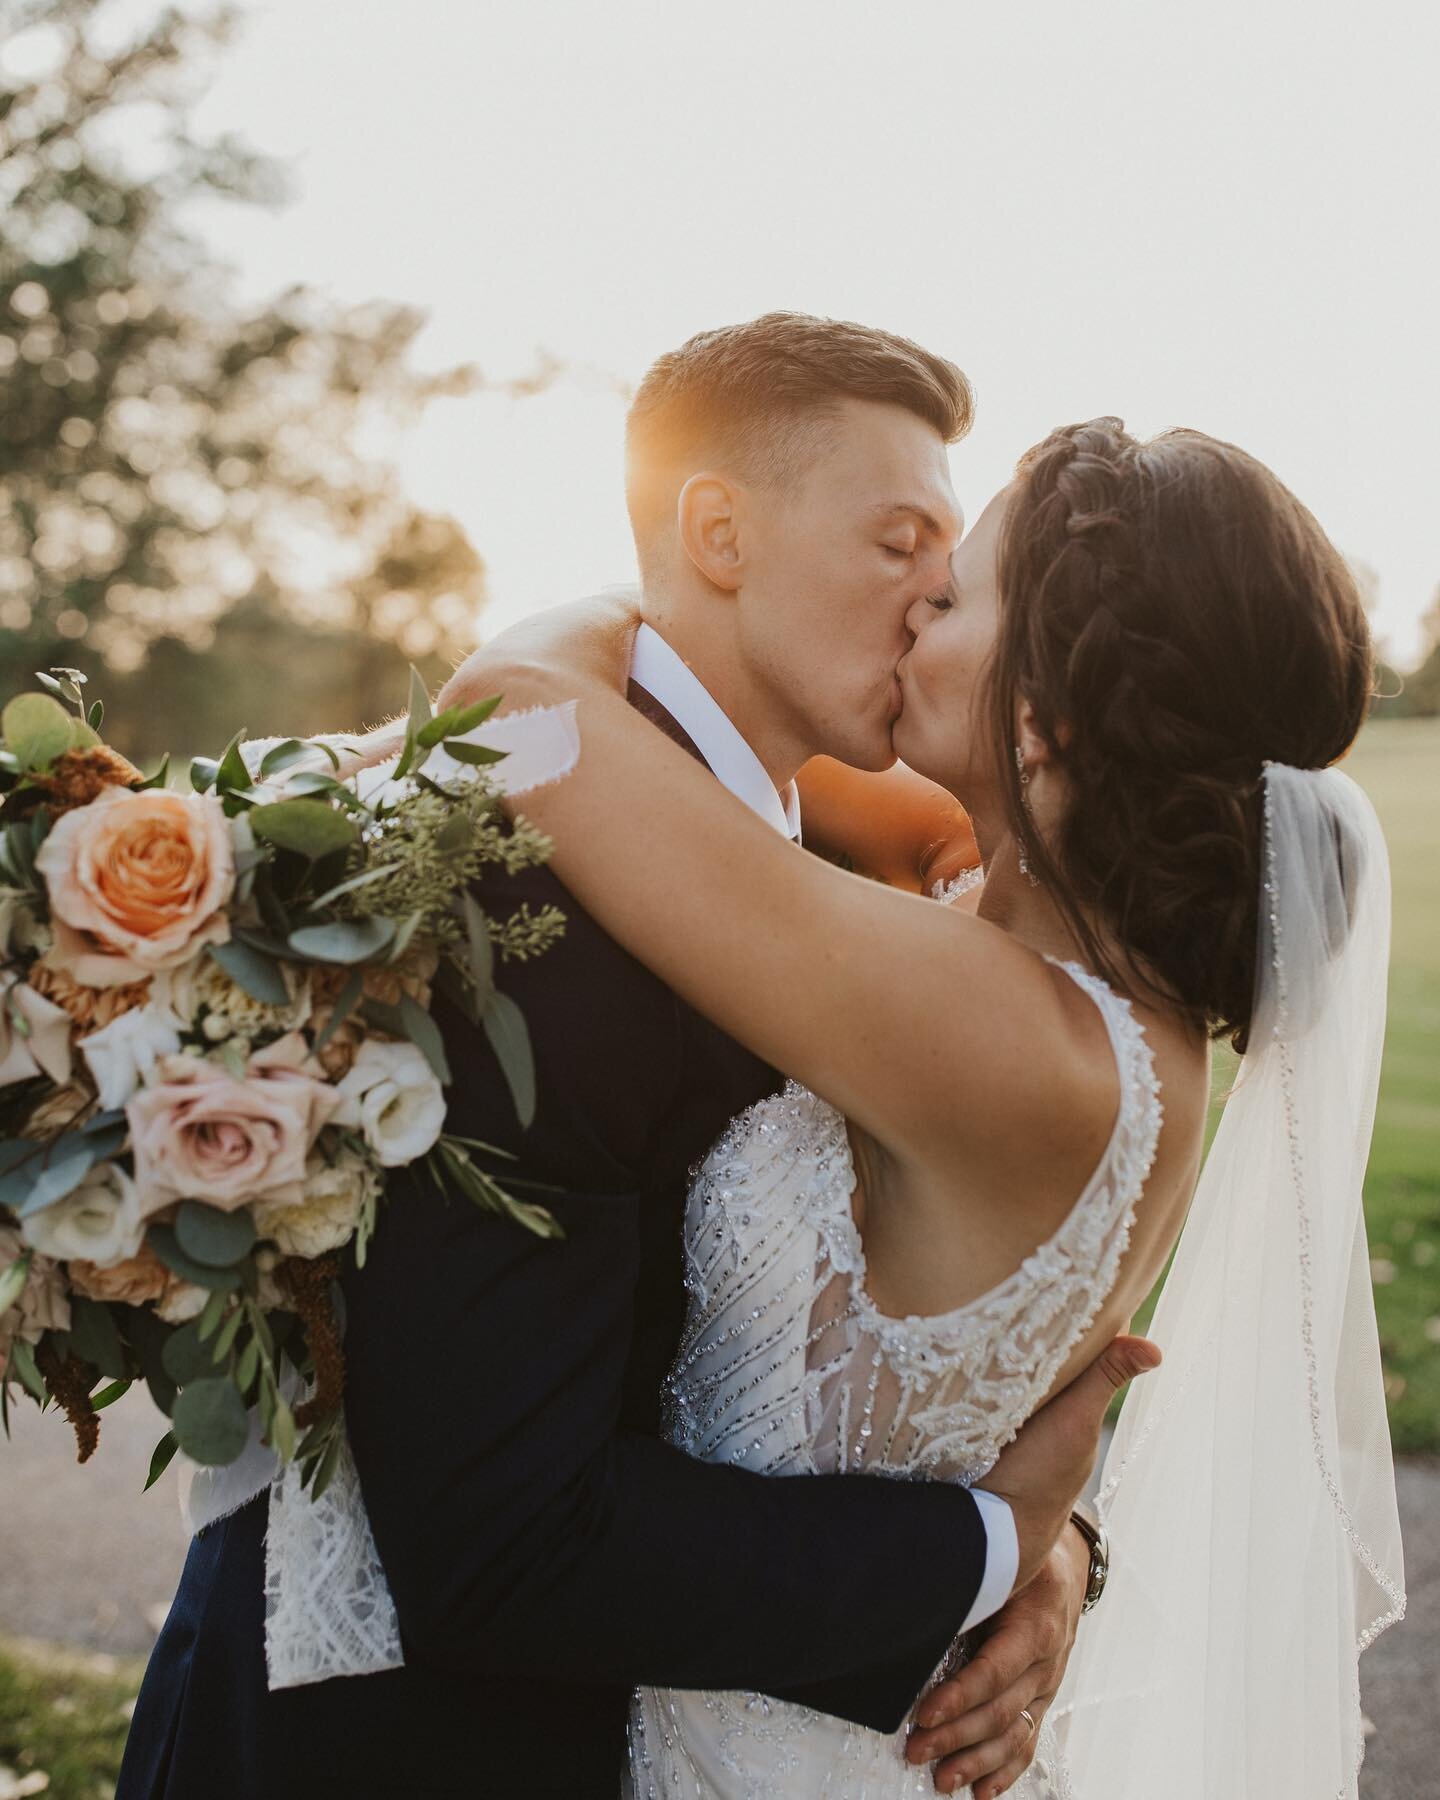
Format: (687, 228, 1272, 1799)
(959, 1491, 1019, 1633)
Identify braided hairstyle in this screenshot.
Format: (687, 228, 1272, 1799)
(990, 418, 1373, 1052)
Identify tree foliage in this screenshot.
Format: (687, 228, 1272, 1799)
(0, 0, 488, 751)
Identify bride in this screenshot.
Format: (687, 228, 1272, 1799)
(454, 415, 1403, 1798)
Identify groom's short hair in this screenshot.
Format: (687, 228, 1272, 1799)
(625, 312, 972, 553)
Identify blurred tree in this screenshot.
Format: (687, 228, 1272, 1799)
(1373, 582, 1440, 720)
(0, 0, 493, 754)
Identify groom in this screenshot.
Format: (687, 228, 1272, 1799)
(119, 314, 1118, 1799)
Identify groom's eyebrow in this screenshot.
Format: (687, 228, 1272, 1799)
(870, 501, 955, 537)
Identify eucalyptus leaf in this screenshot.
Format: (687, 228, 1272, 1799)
(138, 752, 170, 791)
(172, 1377, 250, 1466)
(215, 731, 251, 795)
(2, 693, 73, 770)
(308, 1430, 345, 1503)
(90, 1377, 130, 1412)
(143, 1429, 179, 1491)
(305, 972, 361, 1061)
(207, 938, 290, 1005)
(483, 990, 537, 1129)
(251, 798, 359, 860)
(87, 699, 104, 731)
(3, 1126, 127, 1218)
(147, 1225, 244, 1293)
(189, 756, 218, 794)
(304, 863, 394, 912)
(400, 992, 452, 1084)
(162, 1320, 223, 1388)
(235, 1338, 260, 1393)
(446, 694, 504, 735)
(259, 739, 315, 778)
(289, 916, 395, 964)
(175, 1200, 257, 1269)
(461, 891, 495, 1018)
(387, 908, 425, 964)
(442, 740, 509, 767)
(65, 1295, 128, 1380)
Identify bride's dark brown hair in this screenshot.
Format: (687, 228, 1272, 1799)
(989, 417, 1373, 1053)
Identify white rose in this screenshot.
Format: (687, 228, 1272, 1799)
(155, 1279, 209, 1324)
(0, 972, 73, 1090)
(334, 1040, 445, 1167)
(151, 950, 311, 1037)
(81, 1002, 184, 1110)
(253, 1148, 379, 1259)
(22, 1161, 146, 1269)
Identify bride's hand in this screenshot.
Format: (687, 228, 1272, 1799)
(438, 588, 641, 714)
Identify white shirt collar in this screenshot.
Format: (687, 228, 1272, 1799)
(629, 623, 802, 841)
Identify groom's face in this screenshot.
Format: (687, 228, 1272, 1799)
(735, 399, 962, 770)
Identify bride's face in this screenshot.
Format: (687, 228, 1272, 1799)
(892, 487, 1008, 794)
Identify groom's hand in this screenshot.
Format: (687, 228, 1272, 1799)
(904, 1526, 1089, 1798)
(901, 1334, 1159, 1796)
(981, 1333, 1159, 1590)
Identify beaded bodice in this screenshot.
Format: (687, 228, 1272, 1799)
(626, 939, 1163, 1800)
(662, 959, 1161, 1494)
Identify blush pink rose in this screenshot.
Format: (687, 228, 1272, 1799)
(127, 1032, 340, 1216)
(36, 786, 235, 988)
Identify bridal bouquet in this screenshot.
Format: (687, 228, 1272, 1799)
(0, 667, 565, 1503)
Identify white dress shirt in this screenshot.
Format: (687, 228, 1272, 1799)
(628, 621, 1018, 1635)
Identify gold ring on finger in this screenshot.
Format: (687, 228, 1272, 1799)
(1019, 1707, 1037, 1739)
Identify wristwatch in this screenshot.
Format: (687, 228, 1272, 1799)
(1068, 1501, 1109, 1612)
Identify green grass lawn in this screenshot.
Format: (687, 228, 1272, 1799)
(1128, 719, 1440, 1452)
(0, 1637, 142, 1800)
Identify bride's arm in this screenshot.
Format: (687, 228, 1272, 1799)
(796, 758, 980, 893)
(445, 604, 1070, 1164)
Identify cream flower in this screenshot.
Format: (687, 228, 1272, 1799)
(127, 1030, 340, 1216)
(0, 1224, 70, 1375)
(0, 973, 74, 1089)
(253, 1147, 379, 1259)
(22, 1161, 146, 1269)
(334, 1039, 445, 1167)
(36, 785, 234, 988)
(81, 1002, 184, 1110)
(155, 1279, 209, 1324)
(151, 951, 311, 1039)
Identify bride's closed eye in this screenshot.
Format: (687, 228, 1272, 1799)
(924, 590, 953, 612)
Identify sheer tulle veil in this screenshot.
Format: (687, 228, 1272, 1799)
(1050, 762, 1405, 1797)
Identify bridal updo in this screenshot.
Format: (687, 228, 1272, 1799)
(990, 417, 1373, 1053)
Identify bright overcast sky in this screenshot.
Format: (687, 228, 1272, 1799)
(137, 1, 1440, 661)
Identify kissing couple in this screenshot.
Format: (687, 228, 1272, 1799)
(120, 312, 1404, 1799)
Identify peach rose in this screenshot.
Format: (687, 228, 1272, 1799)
(127, 1032, 340, 1216)
(69, 1238, 171, 1307)
(35, 786, 235, 988)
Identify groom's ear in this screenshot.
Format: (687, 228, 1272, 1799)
(677, 473, 745, 592)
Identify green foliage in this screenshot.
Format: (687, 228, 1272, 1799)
(0, 1634, 145, 1800)
(0, 0, 495, 760)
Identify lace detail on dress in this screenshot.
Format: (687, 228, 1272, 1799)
(263, 1430, 403, 1688)
(631, 958, 1162, 1798)
(931, 864, 985, 905)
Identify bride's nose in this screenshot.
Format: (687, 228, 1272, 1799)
(903, 591, 931, 642)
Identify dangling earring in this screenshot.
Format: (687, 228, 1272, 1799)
(1015, 745, 1041, 887)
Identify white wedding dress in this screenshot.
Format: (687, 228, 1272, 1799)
(625, 905, 1163, 1800)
